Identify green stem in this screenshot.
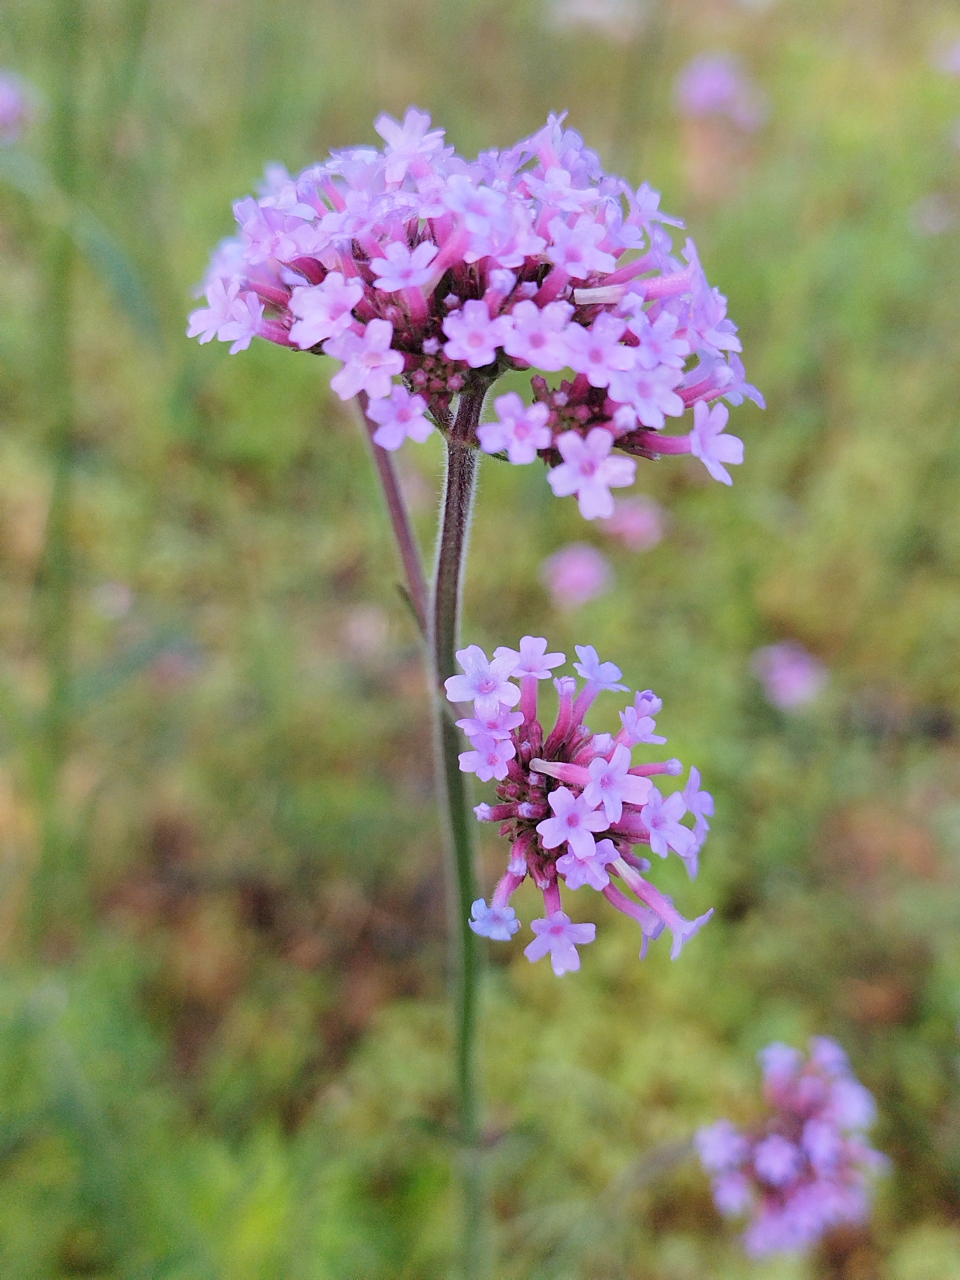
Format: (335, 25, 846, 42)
(432, 384, 488, 1279)
(31, 0, 83, 943)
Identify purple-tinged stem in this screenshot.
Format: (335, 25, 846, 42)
(356, 391, 429, 638)
(432, 380, 490, 1279)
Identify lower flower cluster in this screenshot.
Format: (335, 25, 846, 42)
(444, 636, 713, 974)
(696, 1038, 887, 1256)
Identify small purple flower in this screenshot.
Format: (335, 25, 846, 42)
(583, 744, 652, 823)
(539, 544, 611, 610)
(501, 299, 574, 371)
(458, 733, 516, 782)
(573, 644, 628, 693)
(556, 837, 619, 891)
(478, 393, 552, 464)
(608, 363, 685, 430)
(366, 385, 435, 450)
(288, 273, 364, 349)
(187, 276, 245, 345)
(640, 786, 695, 859)
(563, 313, 635, 388)
(545, 215, 617, 279)
(548, 429, 636, 520)
(445, 644, 521, 719)
(751, 642, 827, 711)
(374, 106, 447, 185)
(626, 307, 691, 370)
(619, 691, 666, 746)
(370, 240, 439, 293)
(325, 318, 405, 400)
(682, 766, 714, 844)
(537, 786, 608, 860)
(442, 299, 512, 368)
(456, 707, 525, 741)
(688, 399, 744, 484)
(493, 635, 565, 681)
(523, 911, 596, 975)
(469, 899, 520, 941)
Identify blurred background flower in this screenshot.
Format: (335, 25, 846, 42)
(752, 641, 828, 710)
(540, 542, 612, 610)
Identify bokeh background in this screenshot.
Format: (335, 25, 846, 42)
(1, 0, 960, 1275)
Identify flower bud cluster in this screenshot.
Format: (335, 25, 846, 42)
(188, 109, 762, 518)
(444, 636, 713, 974)
(696, 1039, 887, 1256)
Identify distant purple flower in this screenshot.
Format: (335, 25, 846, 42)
(366, 385, 435, 450)
(697, 1037, 886, 1257)
(478, 393, 552, 463)
(599, 496, 665, 551)
(0, 72, 32, 146)
(325, 318, 405, 400)
(540, 543, 611, 609)
(548, 428, 636, 519)
(524, 911, 596, 975)
(675, 53, 769, 132)
(689, 400, 744, 484)
(752, 642, 827, 710)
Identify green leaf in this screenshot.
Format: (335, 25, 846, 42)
(0, 148, 160, 342)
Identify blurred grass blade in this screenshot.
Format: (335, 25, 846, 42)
(0, 148, 160, 341)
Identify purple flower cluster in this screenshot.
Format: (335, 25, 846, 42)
(444, 636, 714, 973)
(188, 109, 762, 519)
(697, 1038, 886, 1256)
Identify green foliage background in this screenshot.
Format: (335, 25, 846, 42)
(1, 0, 960, 1275)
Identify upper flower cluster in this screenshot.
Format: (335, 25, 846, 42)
(444, 635, 713, 973)
(188, 109, 762, 518)
(696, 1038, 886, 1256)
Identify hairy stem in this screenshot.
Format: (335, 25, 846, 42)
(432, 384, 487, 1278)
